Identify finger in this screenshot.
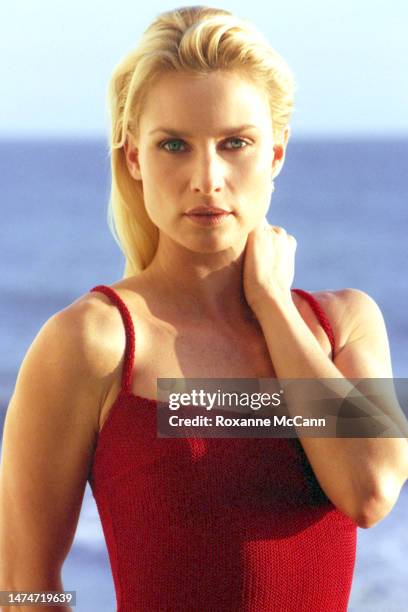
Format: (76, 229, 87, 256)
(272, 226, 286, 234)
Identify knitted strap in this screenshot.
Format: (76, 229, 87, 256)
(90, 285, 135, 393)
(88, 285, 334, 390)
(292, 288, 336, 358)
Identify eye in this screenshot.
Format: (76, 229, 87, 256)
(224, 137, 250, 150)
(160, 139, 187, 153)
(158, 136, 251, 153)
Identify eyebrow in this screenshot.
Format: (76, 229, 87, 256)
(148, 124, 259, 137)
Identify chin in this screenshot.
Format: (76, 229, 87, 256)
(184, 240, 229, 254)
(183, 234, 244, 255)
(161, 225, 244, 254)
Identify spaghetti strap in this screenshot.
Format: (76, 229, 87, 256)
(292, 288, 336, 358)
(90, 284, 135, 394)
(88, 285, 334, 392)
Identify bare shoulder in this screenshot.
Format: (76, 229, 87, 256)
(307, 288, 391, 376)
(309, 287, 385, 330)
(310, 287, 379, 308)
(60, 287, 133, 397)
(10, 288, 131, 435)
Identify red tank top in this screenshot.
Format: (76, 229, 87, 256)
(88, 285, 357, 612)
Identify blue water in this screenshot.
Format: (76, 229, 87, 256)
(1, 138, 407, 610)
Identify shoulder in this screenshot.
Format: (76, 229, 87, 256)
(59, 288, 132, 388)
(48, 288, 126, 363)
(307, 288, 392, 376)
(308, 287, 385, 330)
(69, 287, 129, 346)
(293, 287, 386, 348)
(12, 288, 130, 431)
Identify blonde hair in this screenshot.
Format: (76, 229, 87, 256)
(107, 5, 296, 278)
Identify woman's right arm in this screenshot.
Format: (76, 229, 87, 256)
(0, 297, 110, 611)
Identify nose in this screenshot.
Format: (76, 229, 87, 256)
(190, 149, 225, 194)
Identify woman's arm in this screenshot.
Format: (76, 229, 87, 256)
(253, 287, 408, 528)
(0, 299, 107, 611)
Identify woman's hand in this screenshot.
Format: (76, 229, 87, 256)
(243, 218, 297, 312)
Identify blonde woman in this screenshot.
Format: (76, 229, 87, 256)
(1, 5, 407, 612)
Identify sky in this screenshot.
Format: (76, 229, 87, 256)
(1, 0, 407, 139)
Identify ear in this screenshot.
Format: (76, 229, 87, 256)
(272, 126, 290, 179)
(124, 132, 142, 181)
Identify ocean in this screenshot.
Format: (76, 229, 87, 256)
(0, 138, 407, 610)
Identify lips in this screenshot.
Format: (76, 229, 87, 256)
(186, 206, 231, 215)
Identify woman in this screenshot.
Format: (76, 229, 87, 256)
(1, 5, 407, 612)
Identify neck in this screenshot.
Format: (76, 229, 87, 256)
(142, 234, 256, 324)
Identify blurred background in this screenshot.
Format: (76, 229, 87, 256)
(0, 1, 407, 610)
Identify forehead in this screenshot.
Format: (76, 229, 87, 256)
(139, 70, 271, 135)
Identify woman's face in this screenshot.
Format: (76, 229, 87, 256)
(125, 70, 288, 254)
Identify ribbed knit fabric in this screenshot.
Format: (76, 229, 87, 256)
(88, 285, 357, 612)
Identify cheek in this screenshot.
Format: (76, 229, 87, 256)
(143, 193, 170, 231)
(139, 160, 175, 217)
(250, 153, 274, 195)
(253, 149, 274, 178)
(140, 149, 173, 189)
(235, 149, 272, 184)
(146, 147, 182, 176)
(240, 163, 273, 204)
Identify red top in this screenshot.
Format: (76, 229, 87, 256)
(88, 285, 356, 612)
